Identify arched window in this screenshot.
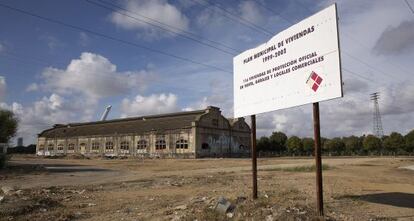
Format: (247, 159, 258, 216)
(137, 140, 147, 149)
(201, 143, 210, 150)
(68, 143, 75, 150)
(47, 144, 54, 150)
(92, 142, 100, 151)
(120, 141, 129, 150)
(155, 139, 166, 150)
(176, 139, 188, 149)
(57, 144, 64, 151)
(105, 141, 114, 151)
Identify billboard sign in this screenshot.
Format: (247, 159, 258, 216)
(233, 4, 342, 118)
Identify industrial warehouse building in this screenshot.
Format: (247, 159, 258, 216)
(36, 106, 251, 158)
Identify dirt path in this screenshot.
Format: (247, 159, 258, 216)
(1, 155, 414, 221)
(1, 156, 395, 188)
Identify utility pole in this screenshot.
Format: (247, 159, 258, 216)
(370, 92, 384, 137)
(251, 115, 258, 199)
(313, 102, 324, 216)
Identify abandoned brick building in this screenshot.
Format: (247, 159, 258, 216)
(36, 106, 251, 158)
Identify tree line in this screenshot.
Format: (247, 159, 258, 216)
(257, 130, 414, 156)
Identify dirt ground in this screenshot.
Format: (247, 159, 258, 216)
(1, 155, 414, 221)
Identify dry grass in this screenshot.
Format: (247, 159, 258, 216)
(260, 164, 332, 172)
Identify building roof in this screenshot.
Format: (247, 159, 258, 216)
(39, 108, 213, 138)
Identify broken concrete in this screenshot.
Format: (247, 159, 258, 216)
(214, 196, 233, 214)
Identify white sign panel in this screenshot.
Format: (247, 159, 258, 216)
(233, 4, 342, 118)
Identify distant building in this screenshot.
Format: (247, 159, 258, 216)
(36, 106, 251, 158)
(17, 137, 23, 146)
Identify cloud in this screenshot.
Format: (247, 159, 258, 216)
(3, 52, 159, 144)
(196, 6, 226, 28)
(380, 82, 414, 115)
(253, 80, 414, 138)
(26, 83, 39, 92)
(183, 77, 233, 116)
(254, 96, 370, 139)
(121, 93, 179, 117)
(110, 0, 189, 39)
(342, 74, 370, 94)
(39, 34, 63, 51)
(238, 1, 263, 24)
(1, 93, 98, 144)
(39, 52, 156, 99)
(0, 43, 4, 52)
(79, 32, 90, 47)
(0, 76, 5, 102)
(176, 0, 198, 9)
(373, 20, 414, 55)
(256, 107, 313, 138)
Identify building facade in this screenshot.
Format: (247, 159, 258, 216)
(36, 106, 251, 158)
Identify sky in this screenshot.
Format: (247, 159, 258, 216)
(0, 0, 414, 145)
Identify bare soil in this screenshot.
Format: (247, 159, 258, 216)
(1, 155, 414, 221)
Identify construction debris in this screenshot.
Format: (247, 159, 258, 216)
(214, 196, 234, 214)
(1, 186, 14, 195)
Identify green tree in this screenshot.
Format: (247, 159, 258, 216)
(404, 129, 414, 153)
(0, 109, 18, 143)
(257, 136, 270, 152)
(302, 138, 314, 155)
(269, 131, 287, 152)
(343, 136, 362, 155)
(287, 136, 303, 155)
(323, 137, 345, 155)
(363, 135, 382, 154)
(383, 132, 405, 153)
(321, 138, 330, 154)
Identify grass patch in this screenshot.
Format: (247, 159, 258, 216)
(184, 207, 227, 221)
(260, 164, 332, 172)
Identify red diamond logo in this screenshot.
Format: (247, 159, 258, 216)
(306, 71, 323, 92)
(315, 76, 323, 84)
(312, 83, 319, 91)
(311, 72, 318, 80)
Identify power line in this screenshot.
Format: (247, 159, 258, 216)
(404, 0, 414, 14)
(342, 67, 376, 83)
(197, 0, 273, 35)
(94, 0, 242, 54)
(341, 51, 405, 82)
(298, 0, 413, 76)
(289, 0, 413, 80)
(254, 1, 409, 84)
(341, 32, 412, 76)
(84, 0, 238, 56)
(191, 0, 273, 36)
(0, 50, 67, 66)
(0, 2, 232, 74)
(254, 0, 295, 26)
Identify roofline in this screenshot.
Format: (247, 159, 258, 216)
(55, 108, 209, 128)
